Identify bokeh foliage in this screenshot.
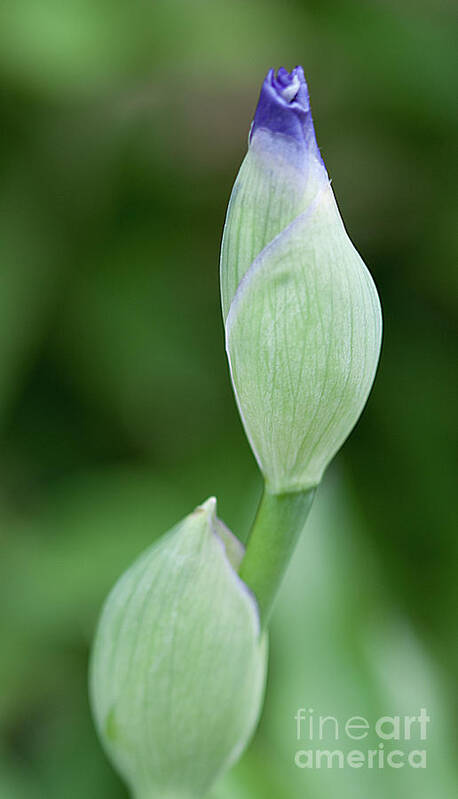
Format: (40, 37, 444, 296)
(0, 1, 456, 797)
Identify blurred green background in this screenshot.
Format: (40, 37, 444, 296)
(0, 1, 456, 797)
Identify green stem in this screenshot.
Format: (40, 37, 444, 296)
(239, 486, 315, 629)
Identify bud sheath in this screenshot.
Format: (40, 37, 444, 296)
(90, 499, 267, 799)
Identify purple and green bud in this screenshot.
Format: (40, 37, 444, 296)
(221, 67, 382, 493)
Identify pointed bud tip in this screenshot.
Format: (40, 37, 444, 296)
(194, 496, 217, 517)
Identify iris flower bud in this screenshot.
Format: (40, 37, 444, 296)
(90, 498, 267, 799)
(221, 67, 382, 493)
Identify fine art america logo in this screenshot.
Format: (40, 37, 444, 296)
(294, 708, 430, 770)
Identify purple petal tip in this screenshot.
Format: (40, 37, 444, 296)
(250, 66, 317, 150)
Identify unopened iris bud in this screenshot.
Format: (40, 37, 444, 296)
(221, 66, 382, 493)
(90, 499, 267, 799)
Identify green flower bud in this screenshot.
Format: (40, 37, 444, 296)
(221, 67, 382, 493)
(89, 498, 267, 799)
